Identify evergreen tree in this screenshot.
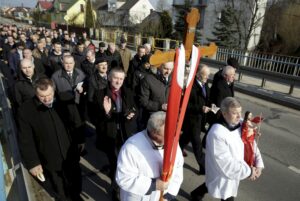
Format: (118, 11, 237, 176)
(160, 11, 173, 38)
(209, 5, 238, 48)
(174, 0, 192, 40)
(85, 0, 95, 28)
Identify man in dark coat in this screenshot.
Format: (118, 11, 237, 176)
(8, 42, 24, 77)
(211, 57, 239, 93)
(2, 35, 15, 62)
(92, 68, 137, 181)
(51, 55, 86, 105)
(87, 58, 108, 123)
(87, 58, 108, 103)
(139, 61, 173, 128)
(72, 41, 86, 69)
(126, 45, 145, 88)
(179, 64, 211, 174)
(105, 42, 122, 69)
(210, 65, 236, 107)
(14, 59, 45, 108)
(17, 78, 84, 201)
(96, 41, 106, 59)
(48, 41, 63, 76)
(80, 49, 96, 78)
(23, 48, 45, 75)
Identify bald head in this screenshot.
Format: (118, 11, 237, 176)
(160, 61, 174, 78)
(20, 59, 35, 78)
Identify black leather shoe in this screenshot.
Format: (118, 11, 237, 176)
(100, 165, 111, 176)
(197, 164, 205, 175)
(182, 150, 188, 157)
(190, 192, 204, 201)
(198, 167, 205, 175)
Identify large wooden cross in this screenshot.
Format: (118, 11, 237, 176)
(149, 8, 217, 66)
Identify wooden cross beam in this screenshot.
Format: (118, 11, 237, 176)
(149, 8, 217, 66)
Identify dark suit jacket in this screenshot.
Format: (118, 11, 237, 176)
(183, 80, 210, 131)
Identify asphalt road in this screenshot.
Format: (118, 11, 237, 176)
(79, 92, 300, 201)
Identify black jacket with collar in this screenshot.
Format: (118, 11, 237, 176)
(93, 85, 137, 140)
(14, 72, 45, 108)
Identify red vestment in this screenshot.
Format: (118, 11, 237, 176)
(241, 121, 256, 166)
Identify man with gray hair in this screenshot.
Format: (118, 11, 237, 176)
(180, 64, 211, 173)
(116, 111, 183, 201)
(210, 57, 239, 108)
(191, 97, 264, 201)
(105, 42, 123, 69)
(210, 65, 236, 107)
(144, 43, 152, 55)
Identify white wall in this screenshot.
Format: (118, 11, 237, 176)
(129, 0, 155, 24)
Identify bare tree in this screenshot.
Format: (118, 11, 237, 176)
(209, 0, 270, 50)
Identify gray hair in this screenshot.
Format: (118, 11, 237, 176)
(147, 111, 166, 133)
(144, 43, 151, 50)
(222, 65, 235, 76)
(63, 55, 75, 62)
(220, 97, 241, 113)
(197, 64, 208, 75)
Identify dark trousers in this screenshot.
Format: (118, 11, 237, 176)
(101, 130, 124, 181)
(191, 182, 234, 201)
(42, 162, 82, 201)
(180, 116, 204, 169)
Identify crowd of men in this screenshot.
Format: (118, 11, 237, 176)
(0, 24, 263, 201)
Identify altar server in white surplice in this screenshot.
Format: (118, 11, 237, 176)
(205, 97, 264, 201)
(116, 111, 184, 201)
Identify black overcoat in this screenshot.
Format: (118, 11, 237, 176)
(17, 97, 84, 171)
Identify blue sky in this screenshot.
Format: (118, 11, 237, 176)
(0, 0, 37, 8)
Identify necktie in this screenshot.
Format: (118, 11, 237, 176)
(68, 72, 72, 79)
(202, 84, 206, 97)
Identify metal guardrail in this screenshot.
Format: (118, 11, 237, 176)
(0, 74, 29, 201)
(216, 47, 300, 76)
(201, 58, 300, 95)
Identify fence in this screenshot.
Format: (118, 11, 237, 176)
(0, 74, 29, 201)
(216, 47, 300, 76)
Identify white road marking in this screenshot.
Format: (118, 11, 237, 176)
(288, 166, 300, 174)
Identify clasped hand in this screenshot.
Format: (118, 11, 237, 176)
(249, 166, 262, 181)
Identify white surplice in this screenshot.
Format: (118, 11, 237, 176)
(205, 124, 264, 200)
(116, 130, 184, 201)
